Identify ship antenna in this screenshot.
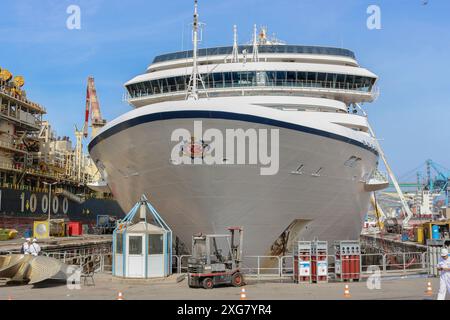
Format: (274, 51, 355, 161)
(252, 24, 259, 62)
(187, 0, 207, 100)
(231, 25, 239, 63)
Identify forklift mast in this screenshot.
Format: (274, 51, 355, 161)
(228, 227, 243, 265)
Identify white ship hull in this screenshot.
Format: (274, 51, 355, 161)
(89, 99, 378, 255)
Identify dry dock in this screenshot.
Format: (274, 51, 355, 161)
(0, 273, 445, 300)
(0, 233, 444, 300)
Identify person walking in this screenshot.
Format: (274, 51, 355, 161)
(437, 248, 450, 300)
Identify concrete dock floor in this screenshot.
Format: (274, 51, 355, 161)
(0, 273, 447, 300)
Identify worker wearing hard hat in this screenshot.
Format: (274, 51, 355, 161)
(28, 239, 41, 256)
(437, 248, 450, 300)
(21, 238, 31, 254)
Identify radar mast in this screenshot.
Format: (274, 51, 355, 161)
(187, 0, 206, 100)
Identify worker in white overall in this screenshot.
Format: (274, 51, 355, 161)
(437, 248, 450, 300)
(28, 239, 41, 256)
(21, 238, 31, 254)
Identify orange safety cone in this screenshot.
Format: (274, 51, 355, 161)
(240, 287, 247, 300)
(116, 291, 125, 300)
(343, 284, 351, 298)
(425, 282, 433, 296)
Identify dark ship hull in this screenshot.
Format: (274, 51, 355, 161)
(0, 187, 125, 233)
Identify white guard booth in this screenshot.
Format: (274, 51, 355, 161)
(113, 195, 172, 278)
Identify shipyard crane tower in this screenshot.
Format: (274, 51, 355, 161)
(425, 159, 449, 207)
(73, 77, 107, 182)
(83, 76, 106, 139)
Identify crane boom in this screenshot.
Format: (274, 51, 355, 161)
(371, 193, 386, 230)
(88, 76, 103, 124)
(367, 123, 414, 227)
(83, 76, 106, 139)
(83, 85, 90, 138)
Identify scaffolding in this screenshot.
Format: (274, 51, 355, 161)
(0, 67, 98, 193)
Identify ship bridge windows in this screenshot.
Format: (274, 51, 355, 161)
(317, 72, 327, 83)
(286, 71, 296, 85)
(276, 71, 287, 85)
(265, 71, 276, 85)
(307, 72, 316, 82)
(223, 72, 233, 87)
(174, 76, 187, 91)
(126, 71, 376, 99)
(236, 71, 252, 85)
(152, 45, 356, 64)
(213, 73, 224, 88)
(256, 71, 268, 86)
(166, 77, 176, 90)
(297, 72, 307, 82)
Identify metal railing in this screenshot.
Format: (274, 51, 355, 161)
(0, 140, 28, 153)
(42, 249, 113, 273)
(170, 252, 429, 280)
(241, 256, 282, 279)
(0, 182, 49, 193)
(0, 85, 46, 113)
(1, 250, 428, 280)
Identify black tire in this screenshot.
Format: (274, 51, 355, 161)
(202, 277, 214, 289)
(231, 272, 244, 287)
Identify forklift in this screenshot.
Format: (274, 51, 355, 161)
(187, 227, 245, 289)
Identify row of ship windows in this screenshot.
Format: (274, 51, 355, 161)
(126, 71, 376, 98)
(153, 45, 356, 63)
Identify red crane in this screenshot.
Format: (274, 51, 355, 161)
(83, 76, 106, 138)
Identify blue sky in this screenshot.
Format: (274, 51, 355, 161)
(1, 0, 449, 178)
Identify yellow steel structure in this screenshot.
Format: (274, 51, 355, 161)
(13, 76, 25, 88)
(414, 226, 424, 244)
(371, 193, 385, 230)
(0, 68, 12, 82)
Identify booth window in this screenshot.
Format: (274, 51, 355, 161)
(148, 234, 163, 254)
(116, 233, 123, 254)
(129, 236, 143, 255)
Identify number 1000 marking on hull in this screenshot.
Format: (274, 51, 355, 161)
(20, 192, 69, 215)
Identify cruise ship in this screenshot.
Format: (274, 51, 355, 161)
(88, 1, 387, 255)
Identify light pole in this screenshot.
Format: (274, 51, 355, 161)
(43, 181, 58, 222)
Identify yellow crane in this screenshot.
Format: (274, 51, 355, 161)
(371, 193, 386, 230)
